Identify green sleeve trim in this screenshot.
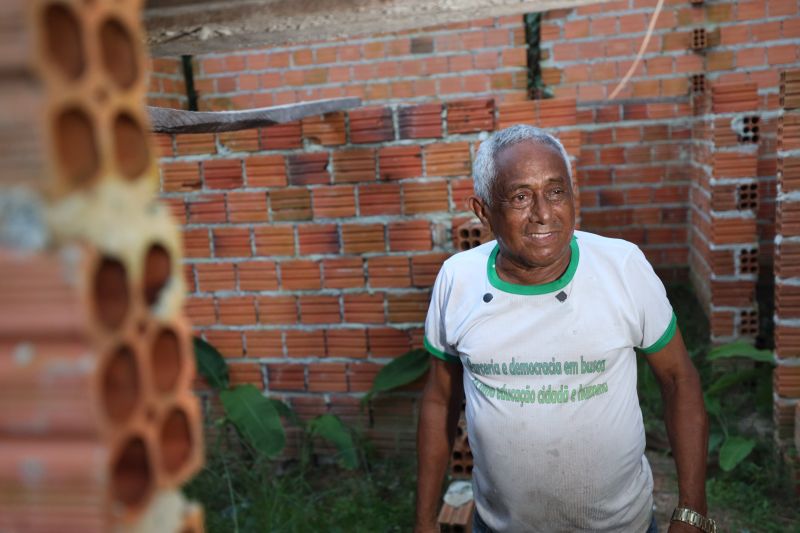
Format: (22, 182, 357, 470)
(641, 312, 677, 354)
(424, 337, 460, 364)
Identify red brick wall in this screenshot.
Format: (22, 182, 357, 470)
(540, 0, 800, 275)
(148, 57, 187, 109)
(189, 17, 529, 110)
(156, 99, 581, 452)
(149, 0, 800, 452)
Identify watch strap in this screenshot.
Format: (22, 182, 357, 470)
(670, 506, 717, 533)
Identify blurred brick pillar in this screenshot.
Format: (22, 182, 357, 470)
(774, 69, 800, 452)
(689, 83, 760, 344)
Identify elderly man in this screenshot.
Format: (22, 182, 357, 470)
(415, 125, 712, 533)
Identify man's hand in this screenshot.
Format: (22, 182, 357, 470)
(415, 357, 464, 532)
(646, 327, 710, 519)
(668, 521, 706, 533)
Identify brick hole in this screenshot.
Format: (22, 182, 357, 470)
(151, 326, 184, 395)
(691, 28, 706, 51)
(738, 248, 758, 274)
(103, 344, 142, 424)
(690, 74, 705, 93)
(737, 183, 758, 210)
(453, 451, 462, 459)
(143, 243, 171, 306)
(94, 256, 130, 330)
(459, 241, 470, 251)
(112, 435, 154, 508)
(42, 4, 85, 81)
(466, 465, 473, 474)
(113, 111, 150, 180)
(453, 464, 464, 473)
(459, 229, 469, 239)
(99, 17, 139, 89)
(471, 229, 481, 238)
(471, 240, 482, 248)
(55, 106, 100, 189)
(160, 405, 193, 475)
(740, 309, 758, 337)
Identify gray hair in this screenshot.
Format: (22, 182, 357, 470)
(473, 124, 572, 206)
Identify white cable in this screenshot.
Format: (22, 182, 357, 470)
(608, 0, 665, 100)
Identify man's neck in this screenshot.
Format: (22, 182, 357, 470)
(495, 247, 572, 286)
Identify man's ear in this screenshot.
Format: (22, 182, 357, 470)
(468, 195, 492, 232)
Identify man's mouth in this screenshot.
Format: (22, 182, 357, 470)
(526, 231, 557, 240)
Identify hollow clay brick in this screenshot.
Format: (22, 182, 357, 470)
(343, 293, 386, 324)
(254, 226, 295, 256)
(237, 261, 279, 291)
(388, 220, 433, 251)
(286, 330, 326, 358)
(341, 223, 386, 253)
(301, 112, 346, 146)
(245, 155, 287, 188)
(402, 181, 449, 214)
(299, 295, 341, 324)
(280, 260, 322, 290)
(358, 183, 402, 216)
(322, 257, 365, 289)
(398, 104, 443, 139)
(333, 149, 377, 183)
(260, 122, 302, 150)
(348, 107, 394, 144)
(447, 99, 495, 134)
(287, 152, 330, 186)
(379, 145, 423, 180)
(326, 329, 368, 358)
(368, 256, 412, 288)
(424, 142, 472, 177)
(312, 185, 357, 218)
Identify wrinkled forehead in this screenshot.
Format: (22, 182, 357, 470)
(494, 140, 571, 182)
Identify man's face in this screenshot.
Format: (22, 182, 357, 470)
(477, 141, 576, 273)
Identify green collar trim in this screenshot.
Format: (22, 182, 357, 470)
(487, 235, 579, 295)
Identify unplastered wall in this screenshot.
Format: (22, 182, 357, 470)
(148, 57, 188, 110)
(540, 0, 800, 277)
(186, 16, 530, 110)
(155, 98, 582, 452)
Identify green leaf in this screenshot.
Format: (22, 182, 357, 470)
(268, 398, 302, 427)
(718, 436, 755, 472)
(704, 394, 721, 417)
(221, 385, 285, 458)
(707, 341, 773, 363)
(708, 431, 724, 454)
(362, 349, 430, 404)
(706, 369, 759, 396)
(193, 336, 229, 390)
(308, 414, 358, 469)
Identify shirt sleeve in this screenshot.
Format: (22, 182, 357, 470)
(423, 265, 460, 364)
(624, 246, 677, 354)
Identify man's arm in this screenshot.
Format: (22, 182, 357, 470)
(415, 357, 465, 533)
(645, 326, 710, 531)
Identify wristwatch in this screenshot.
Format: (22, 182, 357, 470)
(670, 506, 717, 533)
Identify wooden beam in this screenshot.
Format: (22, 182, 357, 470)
(145, 0, 606, 56)
(148, 97, 361, 133)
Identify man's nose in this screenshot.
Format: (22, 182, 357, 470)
(529, 193, 551, 224)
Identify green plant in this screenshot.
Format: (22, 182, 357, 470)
(194, 337, 358, 468)
(371, 349, 430, 394)
(362, 348, 430, 404)
(702, 341, 774, 472)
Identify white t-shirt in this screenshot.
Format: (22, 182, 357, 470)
(424, 230, 675, 533)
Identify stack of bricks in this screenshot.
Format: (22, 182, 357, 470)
(688, 83, 761, 344)
(0, 0, 203, 531)
(186, 16, 529, 110)
(157, 97, 581, 452)
(775, 69, 800, 453)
